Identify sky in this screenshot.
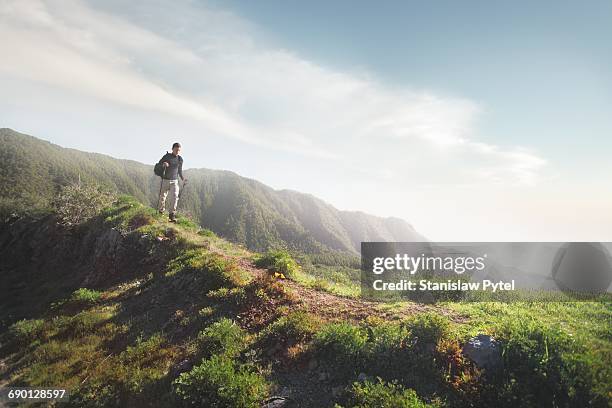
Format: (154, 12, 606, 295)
(1, 0, 611, 241)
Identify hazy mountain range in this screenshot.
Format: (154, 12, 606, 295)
(0, 128, 423, 253)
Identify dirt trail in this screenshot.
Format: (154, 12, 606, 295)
(234, 257, 466, 324)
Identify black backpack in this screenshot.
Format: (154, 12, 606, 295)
(154, 162, 165, 177)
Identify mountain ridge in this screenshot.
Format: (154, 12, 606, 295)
(0, 128, 424, 253)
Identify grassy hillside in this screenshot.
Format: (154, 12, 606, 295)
(0, 128, 423, 254)
(0, 197, 609, 407)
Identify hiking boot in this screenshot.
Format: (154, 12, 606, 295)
(169, 212, 177, 222)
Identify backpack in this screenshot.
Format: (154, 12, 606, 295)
(154, 161, 165, 177)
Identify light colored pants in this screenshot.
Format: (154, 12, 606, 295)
(158, 179, 179, 213)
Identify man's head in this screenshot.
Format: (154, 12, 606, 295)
(172, 142, 181, 156)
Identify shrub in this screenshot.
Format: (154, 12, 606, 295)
(197, 228, 217, 237)
(483, 320, 607, 407)
(54, 183, 115, 225)
(254, 249, 300, 278)
(120, 333, 166, 365)
(166, 249, 248, 287)
(9, 319, 45, 344)
(313, 323, 368, 374)
(341, 379, 437, 408)
(173, 355, 268, 407)
(404, 312, 451, 347)
(71, 288, 103, 304)
(197, 318, 249, 358)
(261, 310, 320, 345)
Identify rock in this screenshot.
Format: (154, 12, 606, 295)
(262, 396, 291, 408)
(462, 334, 502, 371)
(357, 372, 368, 382)
(170, 359, 193, 377)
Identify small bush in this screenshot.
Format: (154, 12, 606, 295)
(120, 333, 166, 365)
(197, 318, 249, 358)
(9, 319, 45, 344)
(71, 288, 103, 304)
(404, 312, 451, 347)
(341, 379, 437, 408)
(207, 287, 247, 306)
(197, 228, 217, 237)
(261, 310, 320, 344)
(254, 249, 300, 278)
(483, 320, 607, 407)
(54, 183, 115, 225)
(313, 323, 368, 374)
(173, 355, 268, 407)
(166, 249, 248, 287)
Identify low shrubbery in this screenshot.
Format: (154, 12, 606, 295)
(71, 288, 103, 304)
(339, 379, 439, 408)
(54, 183, 115, 226)
(173, 355, 268, 407)
(166, 249, 249, 289)
(311, 314, 454, 398)
(481, 319, 609, 407)
(9, 318, 45, 345)
(260, 310, 320, 345)
(313, 322, 369, 373)
(197, 318, 249, 359)
(254, 249, 300, 278)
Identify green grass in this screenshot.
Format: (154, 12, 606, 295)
(3, 197, 610, 407)
(339, 379, 441, 408)
(71, 288, 103, 304)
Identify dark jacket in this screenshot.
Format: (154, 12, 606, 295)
(158, 153, 183, 180)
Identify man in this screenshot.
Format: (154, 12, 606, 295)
(158, 142, 187, 222)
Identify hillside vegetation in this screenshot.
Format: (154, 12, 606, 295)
(0, 197, 609, 407)
(0, 128, 423, 255)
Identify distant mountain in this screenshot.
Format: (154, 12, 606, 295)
(0, 128, 423, 253)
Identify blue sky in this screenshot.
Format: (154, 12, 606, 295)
(214, 0, 612, 158)
(1, 0, 611, 240)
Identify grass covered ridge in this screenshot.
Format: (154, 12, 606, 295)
(0, 197, 610, 407)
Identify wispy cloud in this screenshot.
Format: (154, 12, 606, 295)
(0, 0, 546, 185)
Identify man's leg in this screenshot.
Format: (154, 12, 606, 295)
(169, 180, 179, 220)
(158, 179, 170, 213)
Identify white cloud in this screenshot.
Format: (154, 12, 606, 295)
(0, 0, 547, 187)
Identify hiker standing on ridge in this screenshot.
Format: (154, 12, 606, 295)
(157, 142, 187, 222)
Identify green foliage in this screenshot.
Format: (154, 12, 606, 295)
(54, 183, 115, 225)
(71, 288, 103, 304)
(341, 379, 437, 408)
(9, 318, 45, 344)
(166, 249, 248, 287)
(261, 310, 320, 344)
(120, 333, 167, 365)
(404, 312, 452, 346)
(483, 319, 609, 407)
(254, 249, 300, 278)
(313, 323, 368, 373)
(197, 228, 217, 237)
(173, 355, 268, 407)
(197, 318, 249, 358)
